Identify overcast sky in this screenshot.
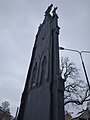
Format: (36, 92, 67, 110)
(0, 0, 90, 117)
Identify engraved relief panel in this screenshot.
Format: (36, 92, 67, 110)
(38, 49, 49, 85)
(31, 62, 37, 87)
(28, 58, 39, 90)
(40, 56, 47, 84)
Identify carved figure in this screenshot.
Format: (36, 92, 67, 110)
(52, 7, 58, 16)
(45, 4, 53, 15)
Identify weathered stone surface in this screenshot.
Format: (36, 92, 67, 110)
(17, 4, 65, 120)
(23, 83, 50, 120)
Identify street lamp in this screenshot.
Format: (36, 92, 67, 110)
(59, 46, 90, 90)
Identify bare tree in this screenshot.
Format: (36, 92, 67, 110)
(1, 101, 10, 113)
(0, 101, 11, 120)
(60, 57, 90, 107)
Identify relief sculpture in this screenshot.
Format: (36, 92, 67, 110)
(31, 62, 37, 87)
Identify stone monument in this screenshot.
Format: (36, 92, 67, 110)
(17, 4, 65, 120)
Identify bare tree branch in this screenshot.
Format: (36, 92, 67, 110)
(60, 57, 90, 108)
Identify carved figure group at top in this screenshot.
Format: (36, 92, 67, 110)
(45, 4, 58, 16)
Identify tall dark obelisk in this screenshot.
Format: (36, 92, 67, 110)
(17, 4, 65, 120)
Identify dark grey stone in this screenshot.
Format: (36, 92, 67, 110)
(23, 83, 50, 120)
(17, 4, 65, 120)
